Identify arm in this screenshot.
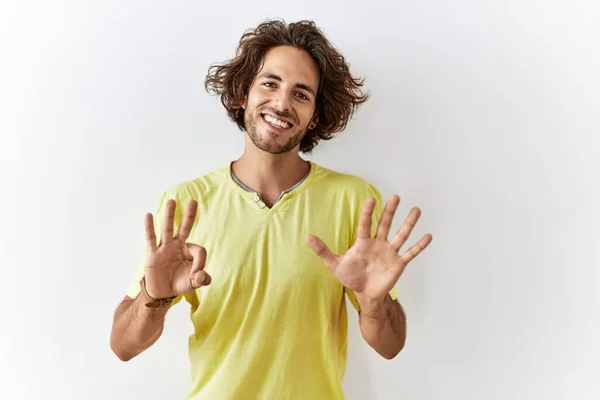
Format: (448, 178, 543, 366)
(307, 194, 432, 360)
(110, 198, 211, 361)
(356, 293, 406, 360)
(109, 294, 171, 361)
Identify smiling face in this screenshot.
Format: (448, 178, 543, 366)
(243, 46, 320, 155)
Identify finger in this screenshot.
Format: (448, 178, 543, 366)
(190, 270, 212, 289)
(401, 234, 433, 263)
(161, 199, 176, 244)
(390, 207, 421, 252)
(357, 198, 376, 239)
(144, 213, 157, 250)
(306, 235, 339, 270)
(375, 194, 400, 241)
(183, 241, 193, 259)
(176, 200, 198, 241)
(187, 244, 207, 275)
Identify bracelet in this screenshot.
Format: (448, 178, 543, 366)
(139, 277, 176, 309)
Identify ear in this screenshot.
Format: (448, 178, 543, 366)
(309, 113, 319, 130)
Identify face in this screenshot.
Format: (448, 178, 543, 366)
(243, 45, 320, 155)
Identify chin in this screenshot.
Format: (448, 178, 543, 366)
(245, 115, 306, 154)
(253, 134, 299, 154)
(258, 141, 297, 155)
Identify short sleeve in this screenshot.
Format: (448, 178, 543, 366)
(346, 183, 398, 312)
(124, 190, 183, 306)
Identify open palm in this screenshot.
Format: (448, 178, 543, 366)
(306, 195, 433, 301)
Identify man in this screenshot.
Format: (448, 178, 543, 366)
(110, 19, 433, 399)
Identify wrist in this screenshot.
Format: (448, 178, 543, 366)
(140, 277, 176, 309)
(355, 292, 387, 314)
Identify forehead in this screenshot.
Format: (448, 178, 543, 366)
(257, 46, 320, 89)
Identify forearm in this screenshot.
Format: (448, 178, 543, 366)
(110, 295, 170, 361)
(356, 293, 407, 359)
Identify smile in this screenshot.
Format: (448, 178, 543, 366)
(261, 113, 293, 130)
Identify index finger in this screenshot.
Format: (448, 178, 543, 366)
(357, 197, 376, 239)
(375, 194, 400, 241)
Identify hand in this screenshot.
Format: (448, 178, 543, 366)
(143, 199, 211, 299)
(306, 195, 432, 302)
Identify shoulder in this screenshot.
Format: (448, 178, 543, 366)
(311, 162, 383, 201)
(158, 164, 229, 204)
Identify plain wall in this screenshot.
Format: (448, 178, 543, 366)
(1, 0, 598, 399)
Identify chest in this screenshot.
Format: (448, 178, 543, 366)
(188, 209, 352, 310)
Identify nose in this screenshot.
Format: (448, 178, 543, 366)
(272, 90, 292, 112)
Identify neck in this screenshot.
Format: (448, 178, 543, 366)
(231, 143, 310, 198)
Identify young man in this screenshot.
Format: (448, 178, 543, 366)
(110, 19, 433, 399)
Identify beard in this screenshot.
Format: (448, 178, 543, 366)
(244, 107, 308, 155)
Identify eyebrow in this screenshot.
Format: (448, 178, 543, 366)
(258, 73, 317, 98)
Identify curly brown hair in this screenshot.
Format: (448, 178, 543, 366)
(204, 19, 369, 153)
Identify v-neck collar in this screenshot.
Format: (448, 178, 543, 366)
(226, 160, 317, 213)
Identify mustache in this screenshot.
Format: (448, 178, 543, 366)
(260, 107, 297, 124)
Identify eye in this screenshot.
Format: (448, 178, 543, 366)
(295, 92, 309, 101)
(263, 82, 277, 88)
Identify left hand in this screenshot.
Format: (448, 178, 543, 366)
(306, 194, 433, 302)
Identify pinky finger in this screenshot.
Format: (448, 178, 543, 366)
(402, 234, 433, 264)
(144, 213, 158, 250)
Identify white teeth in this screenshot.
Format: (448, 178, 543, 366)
(263, 114, 291, 129)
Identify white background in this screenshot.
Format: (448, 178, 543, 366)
(1, 1, 599, 399)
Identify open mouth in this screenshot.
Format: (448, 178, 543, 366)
(261, 113, 293, 131)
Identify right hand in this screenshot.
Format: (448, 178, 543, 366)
(143, 199, 211, 299)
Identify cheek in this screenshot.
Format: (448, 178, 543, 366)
(299, 108, 316, 127)
(246, 87, 270, 107)
(242, 88, 256, 109)
(244, 94, 256, 110)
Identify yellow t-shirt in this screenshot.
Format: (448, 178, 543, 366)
(126, 160, 397, 400)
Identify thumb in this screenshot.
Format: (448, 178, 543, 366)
(306, 234, 339, 270)
(190, 270, 211, 289)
